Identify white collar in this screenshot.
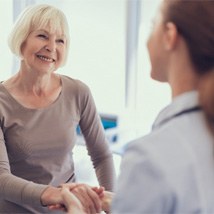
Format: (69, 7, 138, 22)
(152, 91, 200, 129)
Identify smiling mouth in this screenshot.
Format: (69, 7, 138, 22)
(37, 55, 55, 62)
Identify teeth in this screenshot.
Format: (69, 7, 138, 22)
(37, 55, 54, 62)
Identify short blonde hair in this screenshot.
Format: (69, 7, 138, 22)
(8, 4, 70, 66)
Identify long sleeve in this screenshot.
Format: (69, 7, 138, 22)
(0, 128, 48, 208)
(79, 84, 116, 191)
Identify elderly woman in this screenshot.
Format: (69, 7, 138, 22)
(0, 4, 115, 213)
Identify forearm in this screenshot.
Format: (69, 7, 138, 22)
(0, 172, 48, 207)
(95, 155, 116, 191)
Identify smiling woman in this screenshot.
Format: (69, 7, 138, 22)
(8, 4, 70, 66)
(0, 4, 115, 213)
(20, 29, 66, 76)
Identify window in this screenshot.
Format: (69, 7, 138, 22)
(0, 0, 13, 81)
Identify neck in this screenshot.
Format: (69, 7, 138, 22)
(16, 61, 58, 94)
(19, 72, 53, 95)
(8, 67, 60, 98)
(166, 40, 200, 98)
(168, 66, 200, 98)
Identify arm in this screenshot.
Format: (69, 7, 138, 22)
(78, 84, 116, 191)
(0, 129, 104, 213)
(0, 128, 48, 207)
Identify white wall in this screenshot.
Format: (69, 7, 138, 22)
(135, 0, 171, 136)
(59, 0, 126, 115)
(0, 0, 13, 81)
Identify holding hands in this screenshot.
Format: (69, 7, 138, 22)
(41, 183, 113, 214)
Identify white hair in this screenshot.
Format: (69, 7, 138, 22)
(8, 4, 70, 66)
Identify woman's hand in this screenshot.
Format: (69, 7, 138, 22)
(60, 185, 86, 214)
(40, 186, 64, 209)
(41, 183, 113, 214)
(40, 184, 81, 212)
(69, 183, 103, 214)
(91, 187, 113, 212)
(101, 191, 114, 214)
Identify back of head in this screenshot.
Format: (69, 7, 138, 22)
(162, 0, 214, 122)
(8, 4, 70, 65)
(162, 0, 214, 73)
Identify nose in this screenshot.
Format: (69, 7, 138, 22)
(44, 40, 56, 52)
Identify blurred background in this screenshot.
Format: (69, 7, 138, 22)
(0, 0, 170, 185)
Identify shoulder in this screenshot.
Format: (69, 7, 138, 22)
(125, 128, 195, 172)
(0, 83, 14, 114)
(60, 75, 91, 96)
(60, 75, 90, 91)
(60, 75, 96, 111)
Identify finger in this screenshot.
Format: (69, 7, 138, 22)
(48, 204, 66, 211)
(60, 183, 78, 191)
(101, 191, 114, 213)
(92, 186, 105, 198)
(71, 186, 91, 213)
(61, 187, 86, 213)
(61, 187, 78, 208)
(71, 184, 101, 213)
(86, 187, 102, 213)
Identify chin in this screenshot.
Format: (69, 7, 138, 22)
(150, 70, 159, 81)
(150, 71, 167, 83)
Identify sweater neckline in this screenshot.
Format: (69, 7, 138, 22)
(0, 75, 64, 111)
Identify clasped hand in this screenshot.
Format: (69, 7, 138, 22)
(41, 183, 113, 214)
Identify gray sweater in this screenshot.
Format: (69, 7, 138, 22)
(0, 75, 115, 213)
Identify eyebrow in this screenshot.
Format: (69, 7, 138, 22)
(36, 29, 66, 38)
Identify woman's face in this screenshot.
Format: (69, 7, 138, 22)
(21, 28, 66, 74)
(147, 10, 169, 82)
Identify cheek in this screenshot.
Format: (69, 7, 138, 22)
(146, 34, 152, 55)
(147, 30, 158, 61)
(21, 40, 39, 57)
(147, 35, 156, 68)
(58, 47, 67, 62)
(147, 38, 167, 82)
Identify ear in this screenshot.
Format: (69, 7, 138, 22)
(164, 22, 178, 50)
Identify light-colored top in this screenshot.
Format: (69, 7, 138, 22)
(0, 75, 115, 213)
(112, 91, 214, 214)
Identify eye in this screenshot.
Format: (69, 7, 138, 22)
(57, 39, 65, 44)
(37, 34, 48, 39)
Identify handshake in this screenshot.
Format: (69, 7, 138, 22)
(40, 183, 114, 214)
